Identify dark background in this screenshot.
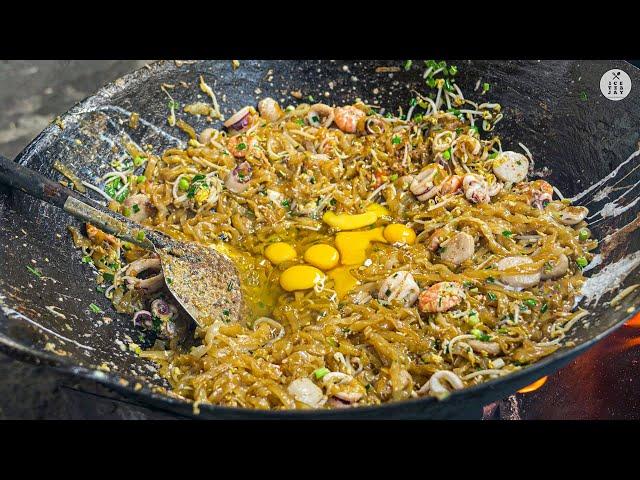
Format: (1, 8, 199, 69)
(1, 60, 639, 419)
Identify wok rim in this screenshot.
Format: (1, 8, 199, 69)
(1, 59, 638, 418)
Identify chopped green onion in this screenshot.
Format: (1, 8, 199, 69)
(81, 255, 92, 264)
(178, 178, 189, 191)
(442, 148, 451, 161)
(482, 82, 490, 92)
(136, 231, 146, 242)
(578, 229, 590, 241)
(502, 230, 513, 238)
(314, 367, 330, 379)
(467, 312, 480, 326)
(524, 299, 537, 308)
(404, 60, 412, 71)
(132, 156, 146, 167)
(486, 276, 495, 284)
(281, 199, 290, 208)
(488, 152, 499, 159)
(580, 91, 588, 101)
(448, 65, 458, 76)
(295, 118, 305, 126)
(409, 98, 417, 107)
(471, 329, 490, 341)
(237, 142, 247, 151)
(123, 207, 132, 217)
(307, 95, 314, 102)
(136, 175, 146, 184)
(391, 136, 401, 145)
(132, 204, 140, 214)
(26, 265, 42, 278)
(576, 257, 588, 269)
(541, 303, 549, 313)
(390, 173, 399, 182)
(487, 292, 497, 301)
(89, 303, 103, 314)
(426, 77, 436, 88)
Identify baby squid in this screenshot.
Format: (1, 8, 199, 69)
(418, 281, 465, 313)
(516, 180, 553, 209)
(463, 174, 491, 204)
(123, 193, 155, 223)
(411, 164, 445, 201)
(307, 103, 335, 128)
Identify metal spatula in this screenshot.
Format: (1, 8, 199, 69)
(0, 154, 244, 328)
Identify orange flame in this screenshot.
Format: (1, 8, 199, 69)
(518, 376, 548, 394)
(626, 312, 640, 328)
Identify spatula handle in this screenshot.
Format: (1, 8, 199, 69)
(0, 154, 161, 250)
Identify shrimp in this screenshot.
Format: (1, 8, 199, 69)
(227, 135, 257, 158)
(86, 223, 118, 248)
(439, 174, 462, 196)
(334, 105, 365, 133)
(418, 281, 465, 313)
(258, 97, 283, 122)
(516, 180, 553, 209)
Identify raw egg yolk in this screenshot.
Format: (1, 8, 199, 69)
(304, 244, 340, 270)
(365, 203, 390, 218)
(383, 224, 416, 245)
(322, 211, 378, 231)
(279, 265, 326, 292)
(335, 227, 387, 265)
(327, 266, 360, 299)
(264, 242, 297, 265)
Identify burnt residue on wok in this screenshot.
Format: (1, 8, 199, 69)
(1, 60, 640, 419)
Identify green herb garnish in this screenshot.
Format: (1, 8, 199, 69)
(89, 303, 103, 314)
(391, 136, 401, 145)
(487, 292, 497, 301)
(404, 60, 412, 71)
(26, 265, 42, 278)
(502, 230, 513, 238)
(576, 257, 588, 269)
(578, 229, 589, 241)
(314, 367, 330, 379)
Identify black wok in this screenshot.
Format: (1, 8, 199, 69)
(1, 60, 639, 419)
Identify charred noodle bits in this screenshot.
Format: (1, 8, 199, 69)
(70, 61, 597, 410)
